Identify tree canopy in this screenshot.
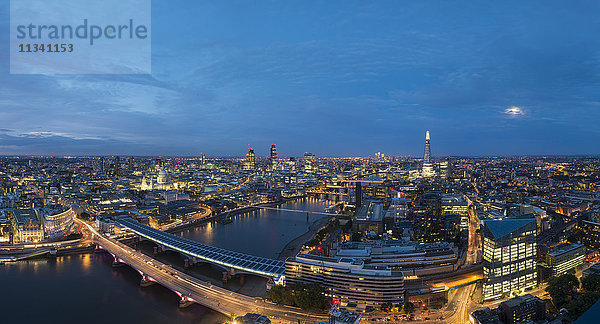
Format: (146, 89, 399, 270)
(266, 283, 330, 312)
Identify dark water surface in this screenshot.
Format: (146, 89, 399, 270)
(0, 198, 332, 323)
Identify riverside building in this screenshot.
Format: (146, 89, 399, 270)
(39, 206, 74, 240)
(10, 209, 43, 243)
(330, 240, 461, 277)
(285, 254, 405, 308)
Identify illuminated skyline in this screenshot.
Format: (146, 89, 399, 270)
(1, 1, 599, 156)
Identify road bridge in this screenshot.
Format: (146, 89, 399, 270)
(82, 221, 326, 322)
(252, 205, 335, 216)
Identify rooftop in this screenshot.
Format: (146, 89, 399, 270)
(483, 217, 536, 240)
(500, 294, 542, 308)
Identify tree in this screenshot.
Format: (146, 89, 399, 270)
(266, 285, 285, 303)
(581, 274, 600, 293)
(565, 292, 600, 319)
(403, 301, 415, 314)
(380, 302, 393, 312)
(546, 273, 580, 308)
(293, 283, 330, 311)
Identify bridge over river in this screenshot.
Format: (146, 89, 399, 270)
(82, 220, 326, 323)
(115, 216, 286, 279)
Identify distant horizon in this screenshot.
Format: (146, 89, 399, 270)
(1, 153, 599, 159)
(2, 1, 599, 157)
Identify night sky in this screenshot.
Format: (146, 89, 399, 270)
(1, 1, 599, 157)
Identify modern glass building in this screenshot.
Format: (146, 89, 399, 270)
(285, 254, 405, 308)
(546, 243, 585, 276)
(482, 217, 537, 301)
(40, 206, 75, 240)
(422, 131, 434, 177)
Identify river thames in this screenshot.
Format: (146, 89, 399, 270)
(0, 198, 331, 323)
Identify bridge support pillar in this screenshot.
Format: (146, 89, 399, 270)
(140, 274, 155, 287)
(222, 271, 230, 282)
(111, 258, 124, 268)
(222, 268, 237, 282)
(179, 295, 194, 308)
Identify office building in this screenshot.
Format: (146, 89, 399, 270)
(244, 148, 256, 171)
(353, 200, 385, 234)
(441, 194, 469, 231)
(40, 206, 74, 240)
(440, 157, 452, 179)
(10, 209, 43, 243)
(331, 240, 460, 277)
(498, 294, 546, 324)
(545, 243, 585, 276)
(285, 254, 405, 308)
(304, 152, 316, 173)
(482, 217, 537, 301)
(0, 210, 11, 243)
(470, 294, 546, 324)
(582, 210, 600, 249)
(269, 144, 278, 170)
(100, 156, 106, 173)
(422, 131, 435, 177)
(128, 156, 135, 170)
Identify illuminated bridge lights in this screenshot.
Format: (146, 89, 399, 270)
(115, 217, 285, 279)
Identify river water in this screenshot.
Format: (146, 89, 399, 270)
(178, 197, 332, 259)
(0, 197, 331, 323)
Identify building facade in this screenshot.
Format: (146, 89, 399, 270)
(498, 294, 546, 324)
(10, 209, 44, 243)
(331, 240, 461, 277)
(285, 254, 404, 308)
(422, 131, 434, 177)
(546, 243, 585, 276)
(482, 217, 537, 301)
(40, 206, 74, 240)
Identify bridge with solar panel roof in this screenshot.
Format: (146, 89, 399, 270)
(115, 216, 285, 279)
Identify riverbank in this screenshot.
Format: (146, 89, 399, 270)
(277, 214, 333, 260)
(0, 242, 95, 262)
(167, 195, 306, 234)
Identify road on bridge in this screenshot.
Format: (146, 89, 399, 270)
(81, 221, 327, 323)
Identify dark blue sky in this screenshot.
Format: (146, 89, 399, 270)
(1, 1, 599, 157)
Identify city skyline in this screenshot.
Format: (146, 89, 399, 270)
(3, 2, 600, 323)
(2, 1, 600, 156)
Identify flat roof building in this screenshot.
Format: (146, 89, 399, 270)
(498, 294, 546, 324)
(482, 217, 537, 301)
(285, 253, 404, 308)
(10, 209, 43, 243)
(441, 194, 469, 231)
(546, 243, 585, 276)
(353, 200, 385, 234)
(331, 240, 460, 277)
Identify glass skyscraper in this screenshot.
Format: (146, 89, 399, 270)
(482, 217, 537, 301)
(422, 131, 434, 177)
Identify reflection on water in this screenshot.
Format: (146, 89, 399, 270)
(0, 254, 226, 323)
(0, 197, 332, 323)
(180, 197, 333, 259)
